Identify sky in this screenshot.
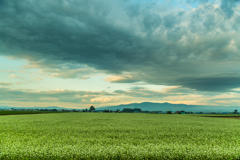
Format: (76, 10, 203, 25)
(0, 0, 240, 109)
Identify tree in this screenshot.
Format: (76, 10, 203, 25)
(234, 109, 238, 114)
(166, 111, 172, 114)
(90, 106, 95, 112)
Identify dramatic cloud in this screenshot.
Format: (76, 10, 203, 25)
(0, 0, 240, 93)
(177, 75, 240, 92)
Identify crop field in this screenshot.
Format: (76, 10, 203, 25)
(0, 113, 240, 159)
(0, 111, 52, 115)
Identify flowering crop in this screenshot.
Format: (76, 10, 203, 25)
(0, 113, 240, 159)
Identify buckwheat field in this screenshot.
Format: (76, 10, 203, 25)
(0, 113, 240, 159)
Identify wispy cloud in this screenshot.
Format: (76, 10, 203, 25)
(8, 74, 23, 79)
(0, 82, 12, 86)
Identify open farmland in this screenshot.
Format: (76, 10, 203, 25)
(0, 113, 240, 159)
(0, 111, 55, 115)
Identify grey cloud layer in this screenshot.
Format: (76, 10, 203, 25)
(0, 87, 112, 104)
(0, 86, 181, 105)
(0, 86, 203, 104)
(0, 0, 240, 91)
(1, 86, 239, 107)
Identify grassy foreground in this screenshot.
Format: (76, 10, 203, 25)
(0, 110, 53, 115)
(0, 113, 240, 159)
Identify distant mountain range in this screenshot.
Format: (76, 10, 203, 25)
(0, 102, 239, 112)
(98, 102, 239, 112)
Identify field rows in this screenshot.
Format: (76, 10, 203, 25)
(0, 113, 240, 159)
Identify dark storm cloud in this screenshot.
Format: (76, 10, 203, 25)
(177, 76, 240, 92)
(0, 0, 240, 92)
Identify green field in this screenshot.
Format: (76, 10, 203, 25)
(0, 110, 53, 115)
(0, 113, 240, 159)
